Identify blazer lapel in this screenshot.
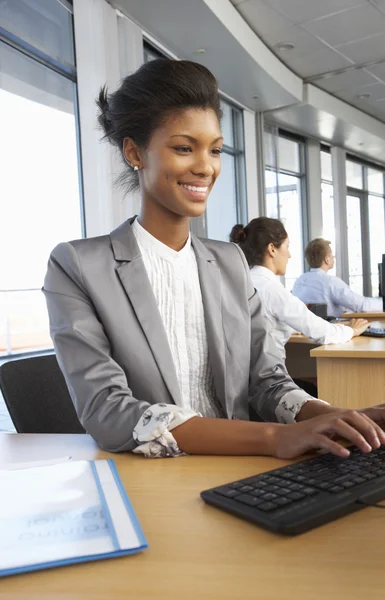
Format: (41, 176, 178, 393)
(192, 235, 227, 415)
(110, 219, 182, 407)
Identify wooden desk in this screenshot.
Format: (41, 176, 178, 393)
(2, 434, 385, 600)
(342, 312, 384, 321)
(311, 335, 385, 408)
(285, 334, 318, 379)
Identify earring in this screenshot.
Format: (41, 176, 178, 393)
(133, 165, 139, 172)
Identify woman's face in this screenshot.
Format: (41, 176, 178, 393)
(275, 237, 291, 276)
(137, 108, 223, 219)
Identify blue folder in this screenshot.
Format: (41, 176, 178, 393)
(0, 459, 148, 577)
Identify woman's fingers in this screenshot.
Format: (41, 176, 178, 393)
(356, 412, 385, 445)
(312, 433, 350, 458)
(361, 406, 385, 428)
(317, 414, 372, 453)
(343, 411, 382, 449)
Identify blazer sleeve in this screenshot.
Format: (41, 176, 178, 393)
(232, 245, 312, 422)
(42, 242, 155, 453)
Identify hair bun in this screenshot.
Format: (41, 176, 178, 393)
(229, 224, 247, 244)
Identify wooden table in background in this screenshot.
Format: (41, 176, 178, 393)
(285, 334, 318, 381)
(2, 433, 385, 600)
(342, 312, 384, 322)
(311, 334, 385, 409)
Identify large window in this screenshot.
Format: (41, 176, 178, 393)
(346, 158, 385, 296)
(205, 100, 246, 241)
(264, 128, 306, 290)
(320, 147, 336, 276)
(0, 1, 83, 356)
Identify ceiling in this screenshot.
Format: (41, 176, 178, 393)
(114, 0, 302, 112)
(230, 0, 385, 122)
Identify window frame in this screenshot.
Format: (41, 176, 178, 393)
(345, 154, 385, 297)
(264, 127, 308, 280)
(0, 0, 84, 356)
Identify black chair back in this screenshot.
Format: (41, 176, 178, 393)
(0, 355, 85, 433)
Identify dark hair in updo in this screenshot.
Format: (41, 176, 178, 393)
(230, 217, 288, 268)
(96, 58, 222, 192)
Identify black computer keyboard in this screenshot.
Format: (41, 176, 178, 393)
(361, 327, 385, 338)
(201, 445, 385, 535)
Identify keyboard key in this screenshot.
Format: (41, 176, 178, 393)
(214, 487, 241, 498)
(289, 483, 305, 491)
(351, 476, 366, 484)
(258, 502, 278, 512)
(229, 481, 244, 489)
(250, 489, 265, 498)
(341, 481, 355, 488)
(288, 492, 306, 501)
(274, 497, 293, 506)
(263, 493, 278, 501)
(236, 494, 263, 507)
(239, 485, 254, 492)
(276, 487, 291, 495)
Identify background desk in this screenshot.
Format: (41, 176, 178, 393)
(285, 334, 318, 380)
(311, 335, 385, 408)
(2, 433, 385, 600)
(342, 312, 384, 321)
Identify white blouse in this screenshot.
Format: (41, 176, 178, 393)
(250, 265, 354, 360)
(131, 223, 316, 458)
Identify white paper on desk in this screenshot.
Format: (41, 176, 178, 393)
(0, 460, 147, 574)
(3, 456, 72, 470)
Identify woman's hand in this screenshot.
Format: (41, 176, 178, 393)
(359, 404, 385, 424)
(269, 409, 385, 460)
(348, 318, 369, 336)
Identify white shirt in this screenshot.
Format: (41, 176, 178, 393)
(131, 219, 223, 457)
(250, 266, 354, 360)
(130, 221, 316, 458)
(292, 268, 383, 318)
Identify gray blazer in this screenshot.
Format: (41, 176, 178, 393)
(43, 217, 305, 452)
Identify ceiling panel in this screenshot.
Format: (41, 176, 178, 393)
(262, 25, 330, 55)
(264, 0, 366, 24)
(336, 81, 385, 101)
(338, 32, 385, 63)
(283, 47, 352, 78)
(316, 68, 378, 92)
(303, 5, 385, 47)
(366, 61, 385, 78)
(234, 0, 294, 35)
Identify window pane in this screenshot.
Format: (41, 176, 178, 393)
(0, 291, 51, 356)
(265, 169, 279, 218)
(321, 182, 336, 275)
(367, 168, 384, 195)
(1, 0, 75, 68)
(369, 195, 385, 297)
(0, 43, 82, 354)
(347, 195, 363, 294)
(346, 160, 363, 189)
(278, 137, 300, 174)
(206, 152, 237, 242)
(264, 131, 277, 169)
(220, 101, 234, 148)
(321, 150, 332, 182)
(278, 173, 303, 290)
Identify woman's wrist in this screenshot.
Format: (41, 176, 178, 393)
(296, 399, 333, 422)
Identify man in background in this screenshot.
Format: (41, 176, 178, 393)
(292, 238, 383, 317)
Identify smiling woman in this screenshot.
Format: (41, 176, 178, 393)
(43, 59, 385, 461)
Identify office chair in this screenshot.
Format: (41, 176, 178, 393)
(0, 355, 85, 433)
